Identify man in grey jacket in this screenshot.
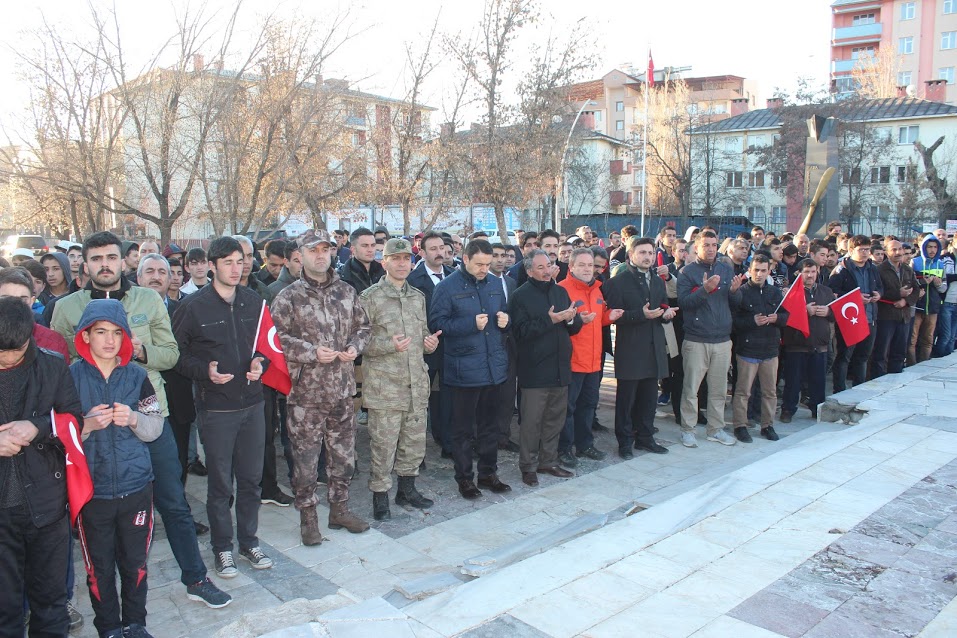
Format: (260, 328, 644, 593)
(676, 230, 745, 448)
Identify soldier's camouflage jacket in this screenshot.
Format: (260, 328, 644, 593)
(359, 280, 431, 412)
(271, 269, 372, 407)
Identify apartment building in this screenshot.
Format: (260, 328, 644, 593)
(831, 0, 957, 102)
(689, 97, 957, 236)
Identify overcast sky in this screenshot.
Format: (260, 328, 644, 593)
(0, 0, 835, 134)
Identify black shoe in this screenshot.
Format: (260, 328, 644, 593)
(186, 578, 232, 608)
(193, 520, 209, 536)
(591, 422, 610, 433)
(810, 409, 818, 420)
(634, 441, 669, 454)
(761, 426, 780, 441)
(477, 474, 511, 493)
(734, 427, 753, 443)
(697, 413, 708, 425)
(498, 440, 521, 453)
(440, 450, 453, 459)
(576, 446, 607, 461)
(261, 490, 293, 507)
(458, 479, 482, 499)
(779, 412, 792, 424)
(558, 450, 579, 468)
(372, 492, 391, 521)
(396, 475, 434, 509)
(187, 460, 208, 477)
(122, 624, 154, 638)
(618, 447, 634, 460)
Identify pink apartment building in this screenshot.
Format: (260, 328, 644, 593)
(831, 0, 957, 102)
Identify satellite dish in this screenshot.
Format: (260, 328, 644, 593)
(906, 84, 916, 97)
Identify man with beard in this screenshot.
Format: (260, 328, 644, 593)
(51, 232, 231, 608)
(272, 231, 372, 545)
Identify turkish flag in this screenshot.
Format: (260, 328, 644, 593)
(254, 301, 292, 395)
(777, 276, 809, 337)
(830, 288, 870, 347)
(647, 50, 655, 86)
(51, 410, 93, 526)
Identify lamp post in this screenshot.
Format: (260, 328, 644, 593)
(556, 99, 598, 231)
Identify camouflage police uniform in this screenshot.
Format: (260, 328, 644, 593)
(271, 232, 372, 513)
(360, 240, 432, 494)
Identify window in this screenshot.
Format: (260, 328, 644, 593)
(726, 171, 743, 188)
(594, 110, 603, 122)
(897, 165, 918, 182)
(835, 77, 857, 94)
(870, 205, 893, 217)
(615, 101, 624, 112)
(898, 125, 919, 144)
(747, 206, 767, 223)
(748, 170, 765, 188)
(943, 32, 957, 50)
(854, 12, 877, 25)
(723, 137, 740, 153)
(851, 46, 875, 60)
(747, 135, 766, 150)
(771, 171, 787, 188)
(900, 3, 915, 20)
(873, 126, 893, 142)
(899, 37, 914, 54)
(897, 71, 912, 87)
(771, 206, 787, 225)
(941, 67, 956, 84)
(615, 120, 624, 131)
(870, 166, 891, 184)
(729, 206, 744, 217)
(842, 167, 862, 184)
(946, 0, 957, 15)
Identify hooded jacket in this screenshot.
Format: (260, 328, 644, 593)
(50, 276, 179, 417)
(912, 235, 948, 314)
(38, 252, 72, 306)
(69, 299, 163, 500)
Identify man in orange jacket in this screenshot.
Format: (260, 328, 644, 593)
(557, 248, 623, 466)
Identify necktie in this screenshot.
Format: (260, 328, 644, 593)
(435, 272, 443, 280)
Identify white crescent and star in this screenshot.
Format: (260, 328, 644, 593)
(840, 301, 860, 325)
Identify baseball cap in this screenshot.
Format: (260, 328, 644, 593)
(12, 248, 34, 258)
(57, 240, 80, 251)
(163, 243, 186, 258)
(297, 229, 333, 249)
(383, 238, 413, 257)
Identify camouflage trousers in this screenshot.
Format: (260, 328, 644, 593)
(367, 400, 426, 493)
(287, 398, 355, 508)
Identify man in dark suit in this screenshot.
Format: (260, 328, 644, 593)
(490, 242, 519, 452)
(407, 231, 455, 457)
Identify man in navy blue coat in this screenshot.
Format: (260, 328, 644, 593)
(429, 239, 512, 499)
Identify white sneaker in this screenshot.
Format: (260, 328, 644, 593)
(707, 429, 737, 446)
(357, 411, 368, 425)
(681, 431, 698, 448)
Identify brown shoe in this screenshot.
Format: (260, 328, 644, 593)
(477, 474, 512, 493)
(328, 502, 369, 534)
(458, 479, 482, 499)
(522, 471, 539, 486)
(537, 466, 574, 478)
(299, 506, 324, 546)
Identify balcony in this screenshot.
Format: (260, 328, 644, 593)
(345, 115, 367, 128)
(609, 159, 630, 176)
(832, 59, 858, 74)
(832, 23, 882, 45)
(610, 191, 631, 207)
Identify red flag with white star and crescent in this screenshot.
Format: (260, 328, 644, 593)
(51, 409, 93, 526)
(829, 287, 869, 347)
(254, 300, 292, 395)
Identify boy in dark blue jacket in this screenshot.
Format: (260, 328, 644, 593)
(70, 299, 163, 638)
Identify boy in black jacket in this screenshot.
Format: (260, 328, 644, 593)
(731, 255, 788, 442)
(0, 297, 83, 637)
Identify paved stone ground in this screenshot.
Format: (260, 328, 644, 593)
(65, 356, 957, 637)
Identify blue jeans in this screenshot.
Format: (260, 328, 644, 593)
(782, 350, 826, 416)
(934, 302, 957, 357)
(560, 371, 600, 454)
(148, 420, 208, 585)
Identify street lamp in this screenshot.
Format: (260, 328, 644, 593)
(556, 99, 598, 231)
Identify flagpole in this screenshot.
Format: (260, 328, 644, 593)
(249, 300, 266, 386)
(641, 75, 649, 237)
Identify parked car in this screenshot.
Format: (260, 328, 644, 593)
(1, 234, 50, 259)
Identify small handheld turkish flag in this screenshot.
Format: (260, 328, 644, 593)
(253, 300, 292, 395)
(52, 410, 93, 526)
(776, 276, 809, 337)
(829, 288, 870, 347)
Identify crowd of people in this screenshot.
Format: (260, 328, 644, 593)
(1, 219, 954, 638)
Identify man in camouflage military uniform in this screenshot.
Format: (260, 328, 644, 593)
(360, 238, 440, 520)
(271, 230, 372, 545)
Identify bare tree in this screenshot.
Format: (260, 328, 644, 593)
(836, 116, 896, 232)
(851, 47, 903, 99)
(915, 136, 957, 228)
